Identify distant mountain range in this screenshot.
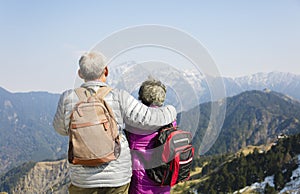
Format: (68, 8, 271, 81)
(191, 89, 300, 155)
(108, 64, 300, 110)
(184, 71, 300, 105)
(0, 88, 66, 174)
(0, 71, 300, 176)
(224, 71, 300, 101)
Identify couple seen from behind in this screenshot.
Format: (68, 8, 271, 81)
(53, 51, 176, 194)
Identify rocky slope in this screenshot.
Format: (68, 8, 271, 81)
(0, 159, 69, 194)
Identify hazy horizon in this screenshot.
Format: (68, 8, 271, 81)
(0, 70, 299, 94)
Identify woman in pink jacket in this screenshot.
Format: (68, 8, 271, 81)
(126, 78, 176, 194)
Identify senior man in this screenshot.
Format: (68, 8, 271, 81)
(53, 51, 177, 194)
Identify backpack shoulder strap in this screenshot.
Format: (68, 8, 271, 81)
(95, 86, 117, 123)
(74, 87, 90, 101)
(95, 86, 112, 99)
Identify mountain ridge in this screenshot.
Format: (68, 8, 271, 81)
(190, 89, 300, 155)
(0, 88, 66, 175)
(0, 159, 69, 194)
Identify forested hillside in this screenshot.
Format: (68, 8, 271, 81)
(190, 90, 300, 155)
(173, 133, 300, 193)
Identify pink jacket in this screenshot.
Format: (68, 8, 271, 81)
(126, 121, 177, 194)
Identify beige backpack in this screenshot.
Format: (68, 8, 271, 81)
(68, 86, 120, 166)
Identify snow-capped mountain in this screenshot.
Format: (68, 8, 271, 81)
(230, 72, 300, 101)
(107, 61, 300, 110)
(107, 61, 208, 111)
(211, 71, 300, 103)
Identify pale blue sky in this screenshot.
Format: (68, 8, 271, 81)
(0, 0, 299, 93)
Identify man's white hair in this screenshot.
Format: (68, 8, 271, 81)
(79, 51, 107, 81)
